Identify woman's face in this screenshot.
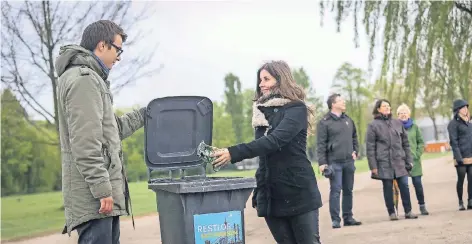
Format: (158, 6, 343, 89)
(259, 69, 277, 96)
(377, 101, 391, 115)
(397, 110, 410, 121)
(458, 106, 469, 117)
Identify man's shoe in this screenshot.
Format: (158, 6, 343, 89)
(332, 221, 341, 229)
(405, 212, 418, 219)
(344, 218, 362, 226)
(467, 200, 472, 210)
(419, 204, 429, 215)
(459, 200, 466, 211)
(389, 213, 399, 221)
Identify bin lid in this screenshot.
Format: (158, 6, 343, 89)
(144, 96, 213, 170)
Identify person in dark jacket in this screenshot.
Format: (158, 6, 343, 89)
(366, 99, 418, 221)
(317, 93, 362, 229)
(212, 60, 323, 244)
(447, 99, 472, 211)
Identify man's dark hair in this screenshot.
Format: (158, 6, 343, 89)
(80, 20, 127, 51)
(372, 98, 391, 116)
(327, 93, 341, 110)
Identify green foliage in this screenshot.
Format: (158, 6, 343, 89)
(212, 101, 238, 148)
(1, 89, 61, 196)
(224, 73, 245, 144)
(320, 0, 472, 118)
(292, 67, 325, 160)
(332, 62, 373, 157)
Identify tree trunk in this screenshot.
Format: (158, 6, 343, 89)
(431, 116, 439, 141)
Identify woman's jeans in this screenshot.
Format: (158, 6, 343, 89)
(411, 176, 425, 205)
(264, 209, 321, 244)
(381, 176, 412, 215)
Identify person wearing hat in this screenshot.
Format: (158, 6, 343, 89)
(447, 99, 472, 211)
(317, 93, 362, 229)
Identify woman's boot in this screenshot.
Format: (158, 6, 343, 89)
(419, 204, 429, 215)
(459, 200, 466, 211)
(467, 200, 472, 210)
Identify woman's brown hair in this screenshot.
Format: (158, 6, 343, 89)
(254, 60, 316, 133)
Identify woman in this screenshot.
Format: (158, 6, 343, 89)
(366, 99, 418, 221)
(212, 60, 323, 244)
(447, 99, 472, 211)
(397, 104, 429, 215)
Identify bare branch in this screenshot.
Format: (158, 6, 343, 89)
(1, 0, 159, 140)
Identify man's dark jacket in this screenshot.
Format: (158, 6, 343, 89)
(316, 112, 359, 166)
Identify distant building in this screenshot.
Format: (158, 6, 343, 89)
(234, 157, 259, 170)
(415, 116, 451, 143)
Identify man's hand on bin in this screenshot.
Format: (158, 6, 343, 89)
(99, 196, 114, 214)
(212, 148, 231, 168)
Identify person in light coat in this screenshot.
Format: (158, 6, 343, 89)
(396, 104, 429, 215)
(56, 20, 146, 243)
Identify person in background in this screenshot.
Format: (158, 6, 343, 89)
(447, 99, 472, 211)
(55, 20, 146, 244)
(396, 104, 429, 215)
(317, 93, 362, 229)
(366, 99, 418, 221)
(211, 60, 323, 244)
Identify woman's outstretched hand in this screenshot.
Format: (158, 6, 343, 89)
(212, 148, 232, 168)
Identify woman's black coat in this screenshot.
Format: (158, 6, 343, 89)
(447, 114, 472, 166)
(228, 97, 322, 218)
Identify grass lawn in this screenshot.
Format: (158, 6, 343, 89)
(1, 151, 451, 241)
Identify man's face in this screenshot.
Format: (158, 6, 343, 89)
(95, 35, 123, 69)
(332, 96, 346, 111)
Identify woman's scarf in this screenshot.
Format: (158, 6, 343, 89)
(375, 113, 392, 120)
(402, 118, 414, 129)
(252, 93, 291, 135)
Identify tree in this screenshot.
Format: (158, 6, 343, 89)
(224, 73, 245, 144)
(241, 88, 256, 143)
(331, 62, 373, 157)
(292, 67, 324, 161)
(1, 0, 161, 143)
(320, 1, 472, 107)
(1, 89, 60, 196)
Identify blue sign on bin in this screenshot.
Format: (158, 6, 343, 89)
(193, 210, 244, 244)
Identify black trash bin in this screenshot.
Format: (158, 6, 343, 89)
(144, 96, 256, 244)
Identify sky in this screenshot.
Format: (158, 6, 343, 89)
(9, 0, 384, 119)
(110, 0, 382, 110)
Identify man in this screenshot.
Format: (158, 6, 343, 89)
(316, 93, 362, 229)
(55, 20, 146, 243)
